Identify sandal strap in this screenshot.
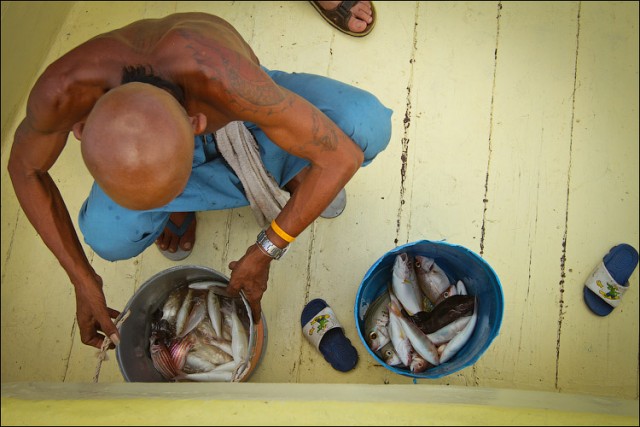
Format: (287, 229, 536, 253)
(165, 212, 195, 237)
(585, 261, 629, 308)
(328, 1, 358, 28)
(302, 306, 343, 350)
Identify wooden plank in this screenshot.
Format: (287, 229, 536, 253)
(405, 1, 500, 387)
(477, 1, 580, 390)
(557, 1, 639, 399)
(298, 1, 418, 384)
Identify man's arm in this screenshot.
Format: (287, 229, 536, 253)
(8, 103, 120, 349)
(193, 48, 364, 320)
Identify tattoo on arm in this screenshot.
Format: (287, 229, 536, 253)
(221, 56, 285, 107)
(179, 29, 340, 155)
(310, 109, 339, 152)
(182, 31, 285, 112)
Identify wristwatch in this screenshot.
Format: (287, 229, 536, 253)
(256, 229, 288, 260)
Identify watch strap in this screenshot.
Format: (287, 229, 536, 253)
(256, 229, 288, 260)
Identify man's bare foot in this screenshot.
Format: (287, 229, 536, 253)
(155, 212, 197, 258)
(315, 1, 374, 34)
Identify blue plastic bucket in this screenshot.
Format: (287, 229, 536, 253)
(355, 240, 504, 379)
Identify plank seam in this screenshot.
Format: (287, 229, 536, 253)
(394, 1, 420, 247)
(555, 1, 582, 392)
(479, 1, 502, 260)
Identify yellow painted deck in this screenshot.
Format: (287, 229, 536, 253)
(1, 1, 638, 425)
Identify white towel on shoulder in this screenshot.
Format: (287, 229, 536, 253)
(215, 121, 290, 228)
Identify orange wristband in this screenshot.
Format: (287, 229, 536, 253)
(270, 220, 296, 243)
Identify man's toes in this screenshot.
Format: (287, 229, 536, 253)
(156, 233, 168, 250)
(352, 4, 373, 23)
(348, 3, 373, 32)
(168, 234, 180, 253)
(349, 18, 368, 33)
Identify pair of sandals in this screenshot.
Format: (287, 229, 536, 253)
(310, 1, 377, 38)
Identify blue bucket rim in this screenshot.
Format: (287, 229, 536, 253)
(354, 239, 504, 379)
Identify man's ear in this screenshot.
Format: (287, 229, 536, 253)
(71, 121, 85, 141)
(189, 113, 208, 134)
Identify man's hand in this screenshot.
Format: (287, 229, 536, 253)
(227, 244, 272, 322)
(74, 273, 121, 349)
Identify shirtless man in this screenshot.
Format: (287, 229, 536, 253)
(8, 12, 392, 349)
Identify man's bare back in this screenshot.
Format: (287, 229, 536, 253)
(29, 13, 266, 136)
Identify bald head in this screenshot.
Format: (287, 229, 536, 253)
(80, 82, 195, 210)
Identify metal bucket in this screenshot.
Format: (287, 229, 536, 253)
(116, 265, 266, 382)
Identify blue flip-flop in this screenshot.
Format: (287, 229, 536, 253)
(583, 243, 638, 316)
(158, 212, 196, 261)
(301, 298, 358, 372)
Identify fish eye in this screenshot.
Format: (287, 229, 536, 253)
(385, 350, 393, 357)
(369, 332, 378, 340)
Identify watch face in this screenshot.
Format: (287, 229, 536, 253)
(257, 230, 287, 259)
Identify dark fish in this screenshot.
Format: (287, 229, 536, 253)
(150, 316, 176, 347)
(410, 295, 475, 334)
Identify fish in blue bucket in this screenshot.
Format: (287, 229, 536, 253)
(355, 241, 503, 378)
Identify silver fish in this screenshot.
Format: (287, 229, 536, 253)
(369, 316, 391, 352)
(190, 332, 234, 365)
(440, 300, 477, 363)
(230, 299, 249, 364)
(178, 296, 206, 338)
(387, 291, 413, 367)
(415, 255, 451, 304)
(188, 280, 229, 291)
(176, 369, 233, 382)
(232, 360, 252, 382)
(426, 315, 471, 346)
(207, 288, 223, 338)
(409, 351, 429, 373)
(389, 292, 440, 366)
(161, 287, 184, 324)
(195, 317, 219, 340)
(378, 341, 403, 367)
(211, 360, 239, 372)
(364, 292, 392, 352)
(175, 288, 194, 337)
(222, 318, 233, 341)
(183, 353, 218, 373)
(206, 337, 234, 357)
(391, 253, 424, 315)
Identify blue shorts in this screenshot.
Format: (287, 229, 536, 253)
(79, 68, 393, 261)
